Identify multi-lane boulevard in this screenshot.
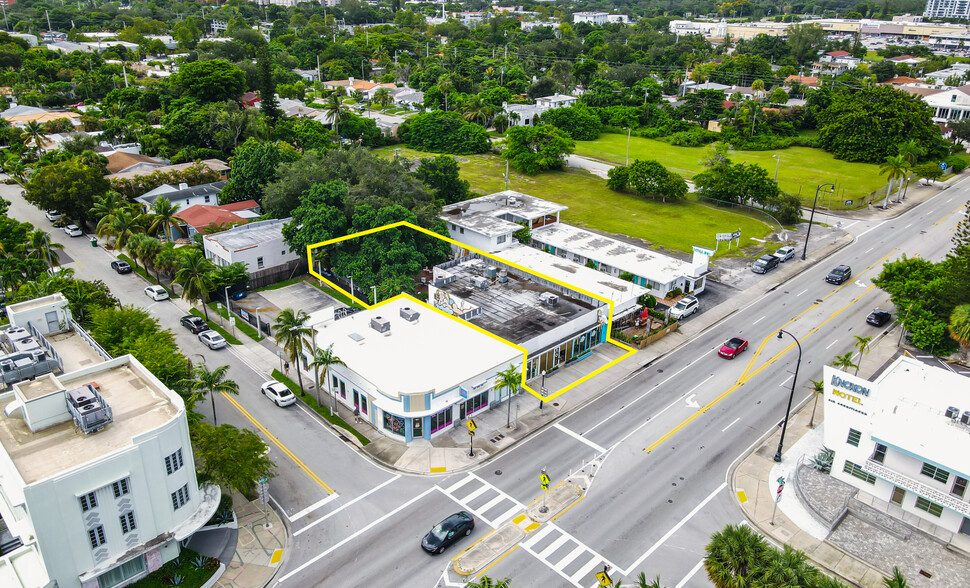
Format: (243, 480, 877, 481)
(3, 178, 966, 587)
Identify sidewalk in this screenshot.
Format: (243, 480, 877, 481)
(215, 497, 288, 588)
(731, 330, 970, 587)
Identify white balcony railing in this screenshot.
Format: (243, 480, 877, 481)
(866, 459, 970, 517)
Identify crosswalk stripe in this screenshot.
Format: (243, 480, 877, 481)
(523, 524, 556, 548)
(495, 506, 522, 526)
(539, 535, 571, 559)
(444, 475, 474, 495)
(461, 485, 492, 504)
(571, 557, 602, 583)
(477, 495, 507, 519)
(555, 544, 587, 570)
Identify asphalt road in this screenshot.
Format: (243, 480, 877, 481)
(4, 178, 966, 588)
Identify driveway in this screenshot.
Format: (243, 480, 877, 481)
(255, 280, 346, 320)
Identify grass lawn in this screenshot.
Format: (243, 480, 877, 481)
(271, 370, 370, 445)
(189, 308, 242, 346)
(573, 133, 886, 209)
(207, 302, 263, 342)
(377, 146, 771, 255)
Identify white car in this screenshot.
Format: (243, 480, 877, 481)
(144, 285, 169, 301)
(668, 295, 699, 320)
(773, 246, 796, 262)
(261, 380, 296, 407)
(198, 330, 227, 350)
(63, 224, 83, 237)
(45, 210, 63, 222)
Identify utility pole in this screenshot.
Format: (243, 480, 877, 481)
(46, 9, 52, 32)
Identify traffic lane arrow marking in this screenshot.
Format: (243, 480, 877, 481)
(684, 394, 700, 409)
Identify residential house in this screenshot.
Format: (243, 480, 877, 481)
(172, 200, 260, 239)
(293, 69, 319, 82)
(785, 75, 820, 88)
(458, 12, 489, 27)
(920, 84, 970, 121)
(925, 63, 970, 84)
(105, 159, 230, 182)
(573, 11, 609, 25)
(321, 77, 397, 100)
(203, 219, 306, 288)
(535, 94, 578, 109)
(393, 90, 424, 110)
(503, 93, 579, 127)
(104, 152, 165, 175)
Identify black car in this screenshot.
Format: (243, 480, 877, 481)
(867, 309, 892, 327)
(825, 265, 852, 285)
(110, 260, 132, 274)
(751, 254, 780, 274)
(421, 511, 475, 554)
(180, 315, 210, 334)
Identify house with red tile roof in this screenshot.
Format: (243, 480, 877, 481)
(785, 75, 819, 88)
(172, 200, 261, 238)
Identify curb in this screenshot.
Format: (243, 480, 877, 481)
(262, 498, 292, 588)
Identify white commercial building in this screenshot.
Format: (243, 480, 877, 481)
(924, 0, 970, 20)
(441, 191, 565, 254)
(823, 359, 970, 542)
(573, 12, 609, 26)
(920, 85, 970, 121)
(0, 296, 218, 588)
(204, 218, 305, 288)
(312, 297, 521, 443)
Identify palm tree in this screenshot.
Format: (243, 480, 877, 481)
(809, 379, 824, 428)
(89, 191, 128, 226)
(180, 363, 239, 426)
(949, 304, 970, 361)
(26, 229, 64, 270)
(126, 233, 148, 271)
(878, 155, 907, 209)
(22, 121, 48, 150)
(831, 352, 858, 373)
(373, 87, 392, 112)
(309, 344, 345, 414)
(437, 75, 454, 111)
(273, 308, 312, 396)
(96, 207, 146, 252)
(852, 335, 873, 375)
(704, 523, 769, 588)
(137, 236, 163, 283)
(633, 573, 664, 588)
(149, 197, 181, 240)
(155, 242, 181, 280)
(883, 567, 908, 588)
(495, 364, 522, 429)
(323, 93, 347, 136)
(467, 577, 511, 588)
(462, 95, 488, 125)
(896, 140, 925, 202)
(175, 250, 216, 319)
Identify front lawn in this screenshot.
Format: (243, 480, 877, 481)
(574, 133, 886, 209)
(376, 147, 771, 255)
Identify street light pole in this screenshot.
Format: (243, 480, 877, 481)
(801, 183, 835, 261)
(539, 370, 546, 410)
(371, 285, 377, 306)
(772, 154, 780, 183)
(625, 127, 631, 166)
(774, 329, 802, 463)
(224, 286, 235, 338)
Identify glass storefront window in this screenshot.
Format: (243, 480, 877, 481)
(97, 555, 146, 588)
(465, 392, 488, 417)
(430, 406, 453, 434)
(382, 411, 405, 436)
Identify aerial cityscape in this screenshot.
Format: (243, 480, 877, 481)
(1, 0, 969, 587)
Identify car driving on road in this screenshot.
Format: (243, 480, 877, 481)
(144, 285, 169, 301)
(421, 511, 475, 554)
(825, 265, 852, 285)
(718, 337, 749, 359)
(198, 330, 227, 350)
(261, 381, 296, 407)
(180, 315, 209, 334)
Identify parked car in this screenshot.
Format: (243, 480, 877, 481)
(752, 255, 780, 274)
(421, 511, 475, 554)
(718, 337, 749, 359)
(261, 381, 296, 407)
(825, 265, 852, 285)
(63, 224, 83, 237)
(773, 246, 796, 262)
(144, 285, 169, 301)
(198, 330, 227, 350)
(866, 309, 892, 327)
(45, 210, 63, 222)
(668, 296, 699, 320)
(110, 260, 132, 274)
(180, 315, 209, 334)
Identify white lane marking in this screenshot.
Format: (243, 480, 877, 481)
(584, 361, 699, 435)
(796, 289, 807, 297)
(554, 423, 607, 453)
(842, 220, 858, 229)
(280, 486, 436, 581)
(620, 482, 727, 575)
(284, 493, 341, 522)
(722, 417, 741, 432)
(778, 375, 792, 388)
(904, 223, 912, 229)
(825, 339, 839, 350)
(684, 394, 700, 409)
(292, 475, 401, 537)
(865, 247, 874, 253)
(856, 220, 888, 239)
(752, 315, 766, 325)
(521, 523, 621, 588)
(675, 559, 706, 588)
(614, 375, 714, 447)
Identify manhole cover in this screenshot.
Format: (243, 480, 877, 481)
(658, 369, 664, 373)
(495, 470, 503, 475)
(553, 402, 559, 407)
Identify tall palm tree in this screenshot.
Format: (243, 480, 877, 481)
(323, 93, 347, 136)
(180, 363, 239, 426)
(949, 304, 970, 362)
(126, 233, 148, 271)
(137, 236, 163, 283)
(373, 87, 392, 111)
(96, 207, 146, 252)
(149, 197, 181, 241)
(634, 573, 664, 588)
(437, 75, 454, 111)
(309, 344, 345, 414)
(175, 250, 216, 319)
(274, 308, 312, 395)
(89, 191, 128, 226)
(809, 379, 825, 428)
(830, 352, 858, 373)
(704, 524, 769, 588)
(467, 577, 511, 588)
(22, 121, 48, 150)
(878, 155, 907, 209)
(852, 335, 873, 375)
(495, 364, 522, 429)
(896, 140, 925, 203)
(26, 229, 64, 270)
(155, 242, 181, 280)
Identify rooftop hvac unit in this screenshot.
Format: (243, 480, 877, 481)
(485, 266, 497, 279)
(370, 316, 391, 333)
(30, 349, 47, 362)
(946, 406, 960, 419)
(471, 276, 489, 290)
(508, 196, 517, 205)
(962, 411, 970, 426)
(66, 384, 113, 435)
(498, 269, 508, 283)
(0, 359, 13, 371)
(539, 293, 559, 306)
(400, 307, 420, 322)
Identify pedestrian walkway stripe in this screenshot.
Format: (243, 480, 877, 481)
(221, 392, 334, 494)
(270, 549, 283, 565)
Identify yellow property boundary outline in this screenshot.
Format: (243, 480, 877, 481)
(306, 220, 637, 402)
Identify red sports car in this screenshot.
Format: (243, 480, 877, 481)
(719, 337, 749, 359)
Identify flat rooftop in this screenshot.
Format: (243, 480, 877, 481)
(437, 257, 596, 344)
(315, 297, 520, 398)
(0, 362, 179, 484)
(532, 223, 693, 282)
(46, 330, 104, 373)
(204, 218, 289, 252)
(5, 293, 68, 315)
(441, 191, 567, 237)
(870, 356, 970, 478)
(496, 245, 647, 306)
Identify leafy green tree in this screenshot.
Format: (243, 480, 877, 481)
(135, 236, 163, 282)
(309, 343, 345, 412)
(191, 422, 275, 499)
(787, 23, 827, 64)
(175, 250, 216, 319)
(694, 154, 779, 206)
(88, 305, 163, 355)
(171, 59, 246, 103)
(627, 160, 688, 203)
(282, 181, 349, 260)
(25, 159, 110, 226)
(540, 105, 602, 141)
(677, 90, 726, 126)
(128, 331, 192, 390)
(912, 162, 944, 184)
(398, 111, 491, 154)
(607, 165, 630, 192)
(274, 308, 312, 395)
(415, 156, 470, 204)
(704, 524, 770, 587)
(467, 577, 510, 588)
(221, 138, 300, 205)
(949, 304, 970, 361)
(503, 125, 575, 174)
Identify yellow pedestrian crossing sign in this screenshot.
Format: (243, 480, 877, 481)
(595, 570, 613, 586)
(467, 419, 477, 433)
(539, 472, 550, 490)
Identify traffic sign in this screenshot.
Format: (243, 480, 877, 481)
(940, 161, 949, 171)
(595, 570, 613, 586)
(257, 479, 269, 505)
(467, 419, 477, 433)
(540, 471, 551, 491)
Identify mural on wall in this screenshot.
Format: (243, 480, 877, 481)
(428, 284, 479, 318)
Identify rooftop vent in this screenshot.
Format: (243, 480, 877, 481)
(400, 307, 420, 322)
(370, 316, 391, 333)
(539, 292, 559, 307)
(66, 384, 113, 435)
(471, 276, 489, 290)
(485, 266, 497, 279)
(348, 332, 365, 345)
(946, 406, 960, 419)
(962, 411, 970, 426)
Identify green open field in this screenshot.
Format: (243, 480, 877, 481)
(377, 146, 772, 256)
(574, 133, 886, 209)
